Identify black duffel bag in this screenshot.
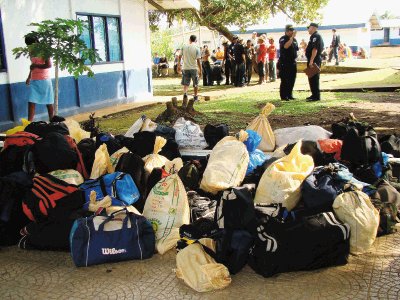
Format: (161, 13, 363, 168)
(25, 121, 69, 137)
(248, 212, 350, 277)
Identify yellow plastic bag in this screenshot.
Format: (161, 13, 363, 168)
(90, 144, 113, 179)
(176, 238, 231, 292)
(254, 141, 314, 210)
(63, 119, 90, 143)
(49, 169, 84, 185)
(5, 119, 31, 135)
(333, 190, 379, 255)
(143, 136, 169, 173)
(143, 171, 189, 254)
(200, 130, 250, 194)
(247, 103, 275, 151)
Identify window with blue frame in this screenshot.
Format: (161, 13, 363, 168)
(77, 14, 122, 63)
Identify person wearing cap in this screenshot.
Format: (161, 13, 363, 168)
(306, 22, 324, 101)
(278, 24, 299, 100)
(256, 36, 268, 84)
(233, 36, 246, 87)
(178, 35, 202, 102)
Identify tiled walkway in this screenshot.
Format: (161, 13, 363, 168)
(1, 229, 399, 299)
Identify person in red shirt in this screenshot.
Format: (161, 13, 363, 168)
(267, 38, 277, 82)
(256, 37, 267, 84)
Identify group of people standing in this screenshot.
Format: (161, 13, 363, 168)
(221, 34, 277, 87)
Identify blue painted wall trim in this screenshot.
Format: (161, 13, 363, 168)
(231, 23, 367, 34)
(0, 67, 152, 131)
(371, 38, 400, 46)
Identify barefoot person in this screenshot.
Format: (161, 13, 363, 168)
(25, 34, 54, 121)
(178, 35, 202, 102)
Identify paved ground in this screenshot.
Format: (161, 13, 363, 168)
(1, 228, 399, 299)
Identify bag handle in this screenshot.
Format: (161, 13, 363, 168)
(98, 208, 129, 231)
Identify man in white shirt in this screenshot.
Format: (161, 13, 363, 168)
(178, 35, 202, 102)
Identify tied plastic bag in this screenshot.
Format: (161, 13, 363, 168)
(247, 103, 275, 151)
(125, 115, 157, 138)
(49, 169, 84, 185)
(333, 190, 379, 255)
(254, 141, 314, 210)
(274, 125, 332, 147)
(110, 147, 130, 171)
(5, 119, 31, 135)
(90, 144, 113, 179)
(173, 117, 208, 149)
(244, 130, 268, 175)
(200, 130, 250, 194)
(143, 162, 189, 254)
(143, 136, 169, 173)
(63, 119, 90, 143)
(176, 238, 231, 292)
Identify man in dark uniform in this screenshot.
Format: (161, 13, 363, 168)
(305, 22, 324, 101)
(278, 24, 298, 101)
(233, 37, 246, 87)
(222, 40, 231, 85)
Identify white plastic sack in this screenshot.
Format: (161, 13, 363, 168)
(254, 141, 314, 210)
(143, 171, 189, 254)
(143, 136, 169, 173)
(274, 125, 332, 147)
(125, 115, 157, 138)
(110, 147, 130, 171)
(63, 119, 90, 143)
(173, 117, 208, 149)
(200, 131, 250, 194)
(49, 169, 84, 185)
(333, 190, 379, 255)
(176, 238, 231, 292)
(247, 103, 276, 151)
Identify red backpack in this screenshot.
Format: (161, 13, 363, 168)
(3, 132, 40, 150)
(22, 174, 85, 222)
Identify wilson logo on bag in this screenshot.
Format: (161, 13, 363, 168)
(101, 248, 127, 255)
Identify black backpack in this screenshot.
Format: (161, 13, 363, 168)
(0, 172, 32, 246)
(248, 212, 350, 277)
(331, 120, 376, 140)
(214, 185, 257, 274)
(0, 145, 31, 177)
(30, 132, 79, 174)
(341, 127, 381, 166)
(178, 161, 202, 191)
(116, 132, 156, 158)
(25, 121, 69, 137)
(203, 124, 229, 150)
(115, 152, 149, 212)
(77, 138, 97, 176)
(380, 134, 400, 158)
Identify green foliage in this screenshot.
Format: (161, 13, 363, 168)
(151, 29, 175, 61)
(12, 18, 100, 78)
(380, 11, 399, 20)
(150, 0, 329, 39)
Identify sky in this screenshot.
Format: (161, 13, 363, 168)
(232, 0, 400, 29)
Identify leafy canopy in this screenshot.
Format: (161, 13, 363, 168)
(151, 29, 176, 61)
(12, 18, 100, 78)
(150, 0, 328, 38)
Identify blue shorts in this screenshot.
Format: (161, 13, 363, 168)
(29, 79, 54, 105)
(181, 69, 199, 87)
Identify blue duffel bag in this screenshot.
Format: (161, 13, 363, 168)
(80, 172, 140, 209)
(70, 209, 155, 267)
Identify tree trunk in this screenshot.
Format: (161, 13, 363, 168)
(166, 101, 176, 117)
(171, 97, 178, 107)
(54, 62, 59, 115)
(185, 99, 195, 113)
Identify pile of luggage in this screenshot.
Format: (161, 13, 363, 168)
(1, 106, 399, 293)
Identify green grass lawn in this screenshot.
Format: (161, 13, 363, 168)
(98, 90, 369, 134)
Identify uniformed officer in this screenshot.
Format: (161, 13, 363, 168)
(305, 22, 324, 101)
(278, 24, 298, 101)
